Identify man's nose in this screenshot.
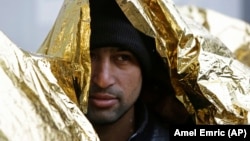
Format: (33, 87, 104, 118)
(91, 61, 115, 88)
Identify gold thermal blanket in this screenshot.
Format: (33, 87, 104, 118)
(1, 0, 250, 140)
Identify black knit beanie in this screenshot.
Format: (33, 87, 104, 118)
(90, 0, 155, 79)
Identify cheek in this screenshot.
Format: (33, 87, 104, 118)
(121, 68, 142, 102)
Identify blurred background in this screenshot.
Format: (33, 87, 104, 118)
(0, 0, 249, 53)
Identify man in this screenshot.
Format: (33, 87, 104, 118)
(83, 0, 192, 141)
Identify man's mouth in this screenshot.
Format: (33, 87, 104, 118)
(89, 93, 118, 108)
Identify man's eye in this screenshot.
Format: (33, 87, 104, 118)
(117, 54, 130, 61)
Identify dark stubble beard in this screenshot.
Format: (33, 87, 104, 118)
(86, 84, 133, 125)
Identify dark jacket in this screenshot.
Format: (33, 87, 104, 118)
(129, 102, 170, 141)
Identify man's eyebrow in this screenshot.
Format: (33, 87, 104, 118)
(116, 48, 131, 52)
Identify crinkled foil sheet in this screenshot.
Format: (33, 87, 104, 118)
(117, 0, 250, 124)
(0, 0, 100, 140)
(1, 0, 250, 140)
(177, 5, 250, 67)
(37, 0, 91, 114)
(0, 31, 99, 140)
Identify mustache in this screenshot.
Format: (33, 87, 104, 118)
(89, 84, 123, 96)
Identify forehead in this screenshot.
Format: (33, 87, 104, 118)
(91, 46, 132, 53)
(90, 47, 140, 64)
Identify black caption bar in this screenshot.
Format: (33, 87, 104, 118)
(170, 125, 250, 140)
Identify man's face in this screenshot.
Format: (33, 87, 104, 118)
(86, 47, 142, 125)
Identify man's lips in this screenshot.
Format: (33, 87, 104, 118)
(89, 93, 118, 108)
